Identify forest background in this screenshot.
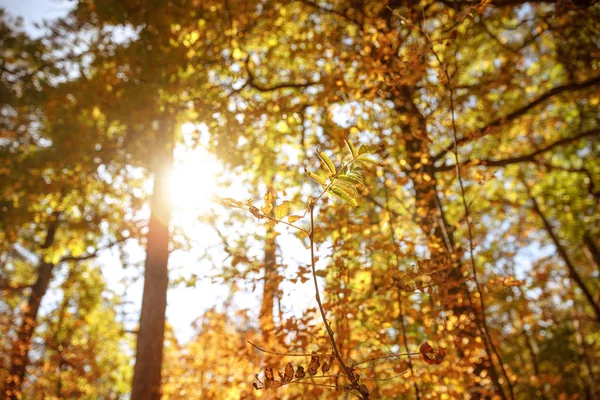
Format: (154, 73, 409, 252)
(0, 0, 599, 399)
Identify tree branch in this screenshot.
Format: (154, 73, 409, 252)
(59, 238, 129, 264)
(521, 175, 600, 323)
(309, 204, 365, 398)
(434, 128, 600, 172)
(432, 75, 600, 162)
(243, 58, 318, 93)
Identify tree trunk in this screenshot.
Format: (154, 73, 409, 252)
(259, 191, 278, 342)
(131, 126, 174, 400)
(393, 88, 508, 399)
(4, 213, 60, 399)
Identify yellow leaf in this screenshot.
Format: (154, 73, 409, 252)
(274, 201, 290, 220)
(318, 152, 336, 176)
(261, 191, 273, 215)
(288, 215, 302, 224)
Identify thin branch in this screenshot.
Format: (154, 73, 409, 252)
(428, 29, 515, 400)
(59, 238, 129, 263)
(309, 204, 364, 397)
(434, 128, 600, 172)
(244, 58, 318, 93)
(432, 75, 600, 162)
(351, 352, 420, 368)
(521, 175, 600, 322)
(247, 340, 333, 358)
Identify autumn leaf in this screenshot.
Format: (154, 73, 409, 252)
(274, 201, 290, 220)
(280, 362, 294, 383)
(295, 365, 306, 379)
(261, 191, 273, 215)
(288, 215, 302, 224)
(419, 342, 447, 365)
(308, 351, 320, 375)
(318, 151, 336, 176)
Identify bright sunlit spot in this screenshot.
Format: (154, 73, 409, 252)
(169, 123, 221, 217)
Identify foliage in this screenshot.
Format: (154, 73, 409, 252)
(1, 0, 600, 399)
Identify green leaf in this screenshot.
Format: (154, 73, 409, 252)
(344, 140, 357, 158)
(357, 154, 381, 166)
(306, 170, 327, 187)
(338, 174, 364, 186)
(358, 144, 378, 155)
(332, 179, 359, 196)
(318, 151, 336, 176)
(274, 201, 290, 220)
(330, 187, 358, 207)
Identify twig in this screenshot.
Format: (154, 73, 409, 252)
(351, 352, 420, 368)
(247, 340, 333, 358)
(427, 27, 515, 400)
(309, 203, 364, 397)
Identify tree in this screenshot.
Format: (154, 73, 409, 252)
(2, 0, 599, 398)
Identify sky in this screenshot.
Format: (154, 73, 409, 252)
(0, 0, 72, 34)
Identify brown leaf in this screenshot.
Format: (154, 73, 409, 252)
(264, 367, 283, 389)
(295, 365, 306, 379)
(308, 351, 320, 375)
(264, 367, 274, 382)
(281, 362, 294, 383)
(419, 341, 446, 365)
(321, 353, 335, 374)
(248, 205, 263, 219)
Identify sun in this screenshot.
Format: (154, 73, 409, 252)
(168, 123, 221, 217)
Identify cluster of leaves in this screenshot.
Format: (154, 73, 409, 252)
(253, 351, 336, 390)
(306, 141, 381, 207)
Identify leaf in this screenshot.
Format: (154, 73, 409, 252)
(282, 362, 294, 383)
(248, 205, 263, 219)
(332, 179, 359, 196)
(264, 367, 283, 388)
(419, 342, 446, 365)
(261, 191, 273, 215)
(321, 353, 334, 374)
(308, 352, 320, 375)
(315, 269, 327, 278)
(219, 197, 242, 207)
(330, 187, 358, 207)
(295, 366, 306, 379)
(265, 366, 275, 381)
(306, 170, 326, 187)
(288, 215, 302, 224)
(358, 144, 371, 155)
(357, 154, 381, 166)
(318, 151, 336, 176)
(338, 174, 363, 186)
(344, 139, 358, 158)
(274, 201, 290, 220)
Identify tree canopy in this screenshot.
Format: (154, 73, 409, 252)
(1, 0, 599, 399)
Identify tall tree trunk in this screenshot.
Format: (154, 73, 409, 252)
(393, 88, 509, 399)
(259, 190, 278, 342)
(131, 126, 174, 400)
(4, 213, 60, 399)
